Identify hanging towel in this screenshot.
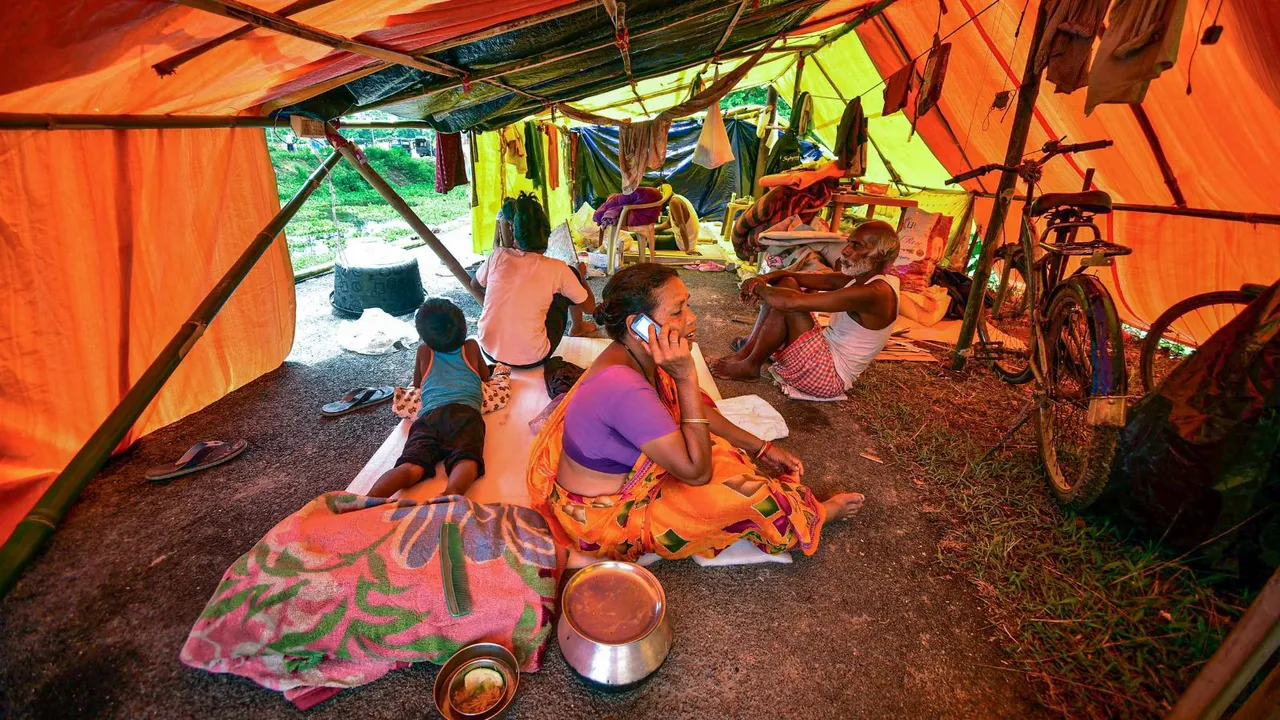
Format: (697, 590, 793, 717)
(1085, 0, 1190, 113)
(882, 60, 916, 116)
(499, 125, 527, 174)
(434, 132, 468, 194)
(833, 97, 868, 176)
(545, 124, 560, 190)
(524, 121, 546, 188)
(1035, 0, 1111, 95)
(618, 118, 669, 194)
(693, 102, 735, 169)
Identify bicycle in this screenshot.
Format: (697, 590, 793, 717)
(947, 138, 1133, 508)
(1139, 283, 1268, 393)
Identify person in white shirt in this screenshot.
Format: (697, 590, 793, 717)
(471, 193, 597, 368)
(710, 221, 900, 399)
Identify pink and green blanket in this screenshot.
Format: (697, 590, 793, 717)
(180, 492, 563, 701)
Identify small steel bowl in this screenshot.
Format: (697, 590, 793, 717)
(432, 643, 519, 720)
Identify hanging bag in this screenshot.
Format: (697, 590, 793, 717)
(693, 102, 735, 169)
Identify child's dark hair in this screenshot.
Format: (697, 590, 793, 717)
(594, 263, 679, 341)
(414, 298, 467, 352)
(499, 192, 550, 252)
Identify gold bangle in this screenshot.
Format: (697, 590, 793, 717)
(681, 418, 711, 425)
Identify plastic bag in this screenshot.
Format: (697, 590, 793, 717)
(693, 103, 735, 169)
(890, 207, 951, 293)
(568, 203, 601, 249)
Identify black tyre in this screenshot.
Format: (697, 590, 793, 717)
(1035, 277, 1127, 509)
(976, 250, 1034, 384)
(331, 254, 425, 318)
(1139, 290, 1255, 393)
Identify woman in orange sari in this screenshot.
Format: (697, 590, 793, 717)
(527, 264, 864, 561)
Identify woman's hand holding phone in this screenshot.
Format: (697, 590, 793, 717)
(644, 323, 695, 382)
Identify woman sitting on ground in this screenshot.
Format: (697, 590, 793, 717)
(527, 263, 865, 560)
(471, 193, 597, 368)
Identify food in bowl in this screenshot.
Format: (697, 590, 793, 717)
(450, 666, 505, 715)
(566, 568, 658, 644)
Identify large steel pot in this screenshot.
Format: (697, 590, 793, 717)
(556, 561, 672, 689)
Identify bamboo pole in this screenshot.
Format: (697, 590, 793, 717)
(1167, 567, 1280, 720)
(330, 134, 483, 303)
(753, 85, 778, 197)
(715, 0, 753, 56)
(1130, 103, 1187, 208)
(154, 0, 341, 76)
(951, 2, 1050, 371)
(0, 150, 343, 599)
(958, 189, 1280, 226)
(0, 114, 443, 131)
(412, 0, 602, 57)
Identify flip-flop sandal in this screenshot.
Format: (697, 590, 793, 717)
(730, 336, 748, 353)
(321, 386, 394, 417)
(145, 440, 248, 482)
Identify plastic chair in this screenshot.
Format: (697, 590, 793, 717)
(605, 185, 673, 275)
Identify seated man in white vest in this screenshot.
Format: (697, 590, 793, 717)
(710, 220, 900, 399)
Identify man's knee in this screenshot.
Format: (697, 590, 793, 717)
(776, 276, 801, 290)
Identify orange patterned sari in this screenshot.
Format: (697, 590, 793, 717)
(526, 369, 826, 560)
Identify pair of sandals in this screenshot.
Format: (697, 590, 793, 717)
(145, 386, 394, 482)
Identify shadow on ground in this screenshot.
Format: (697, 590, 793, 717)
(0, 269, 1046, 719)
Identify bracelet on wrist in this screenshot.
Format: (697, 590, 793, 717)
(755, 439, 774, 459)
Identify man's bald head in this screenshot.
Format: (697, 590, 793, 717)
(840, 220, 901, 276)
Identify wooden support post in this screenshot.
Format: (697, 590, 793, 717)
(0, 150, 344, 599)
(331, 135, 483, 303)
(753, 85, 778, 197)
(951, 2, 1050, 371)
(154, 0, 341, 76)
(1130, 103, 1187, 208)
(1168, 567, 1280, 720)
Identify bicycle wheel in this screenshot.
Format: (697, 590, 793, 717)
(1035, 277, 1126, 509)
(975, 250, 1034, 384)
(1139, 290, 1255, 393)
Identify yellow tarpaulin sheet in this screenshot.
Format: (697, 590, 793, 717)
(471, 126, 571, 255)
(0, 128, 294, 540)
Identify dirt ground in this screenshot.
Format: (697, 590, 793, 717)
(0, 256, 1048, 719)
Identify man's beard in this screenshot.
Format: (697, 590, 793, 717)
(841, 256, 877, 277)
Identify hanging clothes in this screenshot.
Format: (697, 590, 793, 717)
(524, 121, 546, 189)
(1035, 0, 1111, 95)
(765, 91, 812, 175)
(692, 102, 734, 169)
(544, 124, 560, 191)
(618, 118, 669, 194)
(881, 60, 916, 116)
(434, 131, 468, 194)
(1086, 0, 1190, 113)
(499, 125, 527, 174)
(833, 96, 868, 176)
(912, 42, 951, 138)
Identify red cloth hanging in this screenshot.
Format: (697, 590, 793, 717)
(434, 131, 468, 194)
(882, 59, 916, 116)
(544, 124, 560, 191)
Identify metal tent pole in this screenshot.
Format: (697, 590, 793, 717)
(0, 150, 343, 598)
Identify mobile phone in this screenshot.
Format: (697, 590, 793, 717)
(630, 313, 662, 343)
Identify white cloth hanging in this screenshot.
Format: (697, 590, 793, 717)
(692, 102, 735, 169)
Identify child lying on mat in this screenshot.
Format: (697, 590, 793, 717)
(368, 298, 491, 498)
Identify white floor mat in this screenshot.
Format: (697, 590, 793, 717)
(346, 337, 789, 568)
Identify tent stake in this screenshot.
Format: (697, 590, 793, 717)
(0, 149, 343, 599)
(330, 133, 483, 303)
(951, 2, 1050, 371)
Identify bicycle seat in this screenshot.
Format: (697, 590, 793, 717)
(1031, 190, 1112, 216)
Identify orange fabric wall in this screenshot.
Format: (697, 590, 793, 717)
(0, 128, 295, 541)
(856, 0, 1280, 340)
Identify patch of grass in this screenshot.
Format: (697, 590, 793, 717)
(848, 360, 1239, 718)
(269, 143, 470, 271)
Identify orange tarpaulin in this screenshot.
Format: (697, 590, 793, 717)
(853, 0, 1280, 340)
(0, 128, 294, 541)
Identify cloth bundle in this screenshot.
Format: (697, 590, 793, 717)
(593, 186, 665, 228)
(181, 493, 563, 705)
(392, 363, 512, 420)
(731, 179, 837, 260)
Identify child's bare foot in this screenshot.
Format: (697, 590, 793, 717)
(570, 320, 599, 337)
(710, 356, 760, 381)
(822, 492, 865, 522)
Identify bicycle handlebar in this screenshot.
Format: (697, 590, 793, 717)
(944, 139, 1114, 185)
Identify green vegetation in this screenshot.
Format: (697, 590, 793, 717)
(270, 140, 470, 271)
(851, 360, 1239, 718)
(721, 85, 793, 124)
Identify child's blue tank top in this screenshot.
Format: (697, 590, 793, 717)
(419, 348, 482, 415)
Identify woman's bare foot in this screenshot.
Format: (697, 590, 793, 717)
(570, 320, 599, 337)
(822, 492, 866, 522)
(709, 356, 761, 381)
